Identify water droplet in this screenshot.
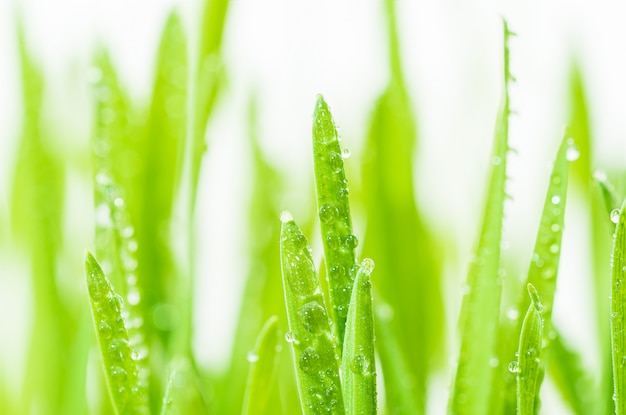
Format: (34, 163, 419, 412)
(549, 244, 560, 254)
(338, 187, 349, 198)
(337, 305, 348, 319)
(280, 211, 293, 223)
(108, 340, 128, 361)
(566, 142, 580, 161)
(491, 156, 502, 166)
(341, 148, 351, 159)
(489, 357, 499, 368)
(611, 209, 621, 224)
(593, 171, 607, 182)
(329, 265, 346, 279)
(247, 351, 259, 363)
(299, 302, 327, 335)
(550, 223, 561, 233)
(508, 361, 519, 373)
(360, 258, 375, 275)
(551, 195, 561, 205)
(299, 348, 321, 373)
(286, 255, 317, 298)
(121, 226, 134, 238)
(326, 234, 341, 250)
(285, 331, 296, 343)
(350, 354, 369, 375)
(98, 321, 112, 339)
(319, 204, 339, 224)
(343, 234, 358, 249)
(111, 366, 128, 383)
(127, 239, 138, 252)
(329, 152, 343, 173)
(552, 176, 562, 185)
(113, 197, 125, 208)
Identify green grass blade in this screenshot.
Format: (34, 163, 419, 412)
(448, 20, 512, 415)
(312, 95, 358, 346)
(516, 284, 545, 415)
(160, 359, 210, 415)
(341, 259, 376, 414)
(242, 316, 281, 415)
(85, 251, 148, 415)
(594, 172, 622, 221)
(611, 201, 626, 414)
(280, 213, 345, 414)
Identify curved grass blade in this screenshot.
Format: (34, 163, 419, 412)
(516, 284, 545, 415)
(448, 19, 512, 415)
(611, 201, 626, 414)
(160, 358, 210, 415)
(242, 316, 281, 415)
(594, 172, 622, 223)
(341, 259, 376, 414)
(312, 95, 358, 346)
(280, 213, 344, 414)
(85, 251, 148, 415)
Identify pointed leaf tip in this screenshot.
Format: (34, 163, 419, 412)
(527, 283, 543, 314)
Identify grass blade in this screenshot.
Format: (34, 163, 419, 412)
(242, 316, 281, 415)
(448, 19, 512, 415)
(160, 359, 210, 415)
(280, 212, 344, 414)
(341, 259, 377, 414)
(85, 251, 148, 415)
(611, 201, 626, 414)
(516, 284, 545, 415)
(312, 95, 358, 346)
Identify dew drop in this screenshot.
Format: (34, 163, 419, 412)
(361, 258, 375, 275)
(285, 331, 296, 343)
(551, 195, 561, 205)
(113, 197, 125, 208)
(127, 288, 141, 306)
(247, 351, 259, 363)
(121, 226, 134, 238)
(286, 256, 317, 298)
(566, 142, 580, 161)
(299, 348, 321, 374)
(508, 361, 519, 373)
(491, 156, 502, 166)
(489, 357, 499, 368)
(506, 308, 519, 321)
(549, 244, 560, 254)
(98, 321, 113, 340)
(329, 265, 346, 279)
(326, 234, 341, 250)
(111, 366, 128, 383)
(319, 204, 339, 224)
(341, 148, 351, 159)
(280, 211, 293, 223)
(593, 171, 607, 182)
(337, 305, 348, 319)
(343, 234, 358, 249)
(550, 223, 561, 233)
(299, 301, 327, 335)
(329, 152, 343, 173)
(552, 176, 562, 185)
(611, 209, 621, 224)
(350, 354, 369, 375)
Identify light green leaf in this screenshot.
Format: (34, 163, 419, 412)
(280, 213, 344, 414)
(242, 316, 281, 415)
(516, 284, 545, 415)
(611, 201, 626, 414)
(312, 95, 358, 346)
(160, 358, 210, 415)
(341, 259, 376, 415)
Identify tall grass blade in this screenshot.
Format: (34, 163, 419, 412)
(280, 213, 344, 414)
(242, 316, 281, 415)
(312, 95, 358, 346)
(160, 359, 210, 415)
(85, 251, 148, 415)
(448, 20, 512, 415)
(594, 173, 622, 221)
(341, 259, 377, 414)
(516, 284, 545, 415)
(611, 201, 626, 414)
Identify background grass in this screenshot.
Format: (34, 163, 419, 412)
(2, 0, 626, 414)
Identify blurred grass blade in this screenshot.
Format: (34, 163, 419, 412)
(516, 284, 545, 415)
(449, 20, 512, 415)
(611, 201, 626, 414)
(594, 172, 622, 221)
(160, 358, 210, 415)
(360, 1, 445, 410)
(341, 259, 376, 414)
(280, 213, 344, 414)
(312, 95, 358, 346)
(85, 252, 148, 415)
(242, 316, 281, 415)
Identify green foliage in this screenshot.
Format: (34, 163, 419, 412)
(611, 202, 626, 414)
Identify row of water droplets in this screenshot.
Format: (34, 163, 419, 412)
(280, 211, 344, 414)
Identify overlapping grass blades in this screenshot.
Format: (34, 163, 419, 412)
(160, 359, 209, 415)
(341, 259, 377, 414)
(449, 20, 512, 415)
(360, 1, 444, 411)
(611, 202, 626, 414)
(85, 252, 148, 415)
(312, 95, 358, 346)
(279, 213, 344, 414)
(242, 316, 281, 415)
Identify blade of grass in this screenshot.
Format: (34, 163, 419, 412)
(341, 259, 376, 414)
(280, 212, 344, 414)
(160, 358, 210, 415)
(312, 95, 358, 346)
(242, 316, 281, 415)
(448, 19, 512, 415)
(85, 251, 148, 415)
(611, 201, 626, 414)
(516, 284, 545, 415)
